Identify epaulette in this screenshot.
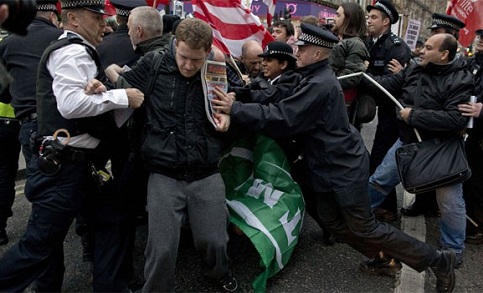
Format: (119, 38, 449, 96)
(389, 33, 402, 46)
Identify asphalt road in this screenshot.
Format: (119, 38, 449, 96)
(2, 120, 483, 292)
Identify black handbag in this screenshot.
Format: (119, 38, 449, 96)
(395, 136, 471, 194)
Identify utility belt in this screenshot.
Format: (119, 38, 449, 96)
(34, 129, 96, 176)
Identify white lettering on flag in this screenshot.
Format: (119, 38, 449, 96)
(279, 208, 302, 246)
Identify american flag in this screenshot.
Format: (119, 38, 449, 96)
(192, 0, 274, 57)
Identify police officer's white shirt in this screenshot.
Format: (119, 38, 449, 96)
(46, 31, 129, 149)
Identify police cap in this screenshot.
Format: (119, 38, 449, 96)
(60, 0, 109, 15)
(294, 23, 339, 48)
(258, 41, 296, 61)
(367, 0, 399, 25)
(110, 0, 146, 17)
(37, 0, 59, 12)
(428, 13, 465, 31)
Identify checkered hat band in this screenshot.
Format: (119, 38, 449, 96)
(116, 8, 130, 17)
(298, 32, 336, 48)
(265, 50, 293, 57)
(433, 19, 459, 30)
(375, 2, 393, 22)
(61, 0, 104, 9)
(37, 4, 57, 11)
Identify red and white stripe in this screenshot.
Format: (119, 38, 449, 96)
(262, 0, 276, 26)
(192, 0, 274, 57)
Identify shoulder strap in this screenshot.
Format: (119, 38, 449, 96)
(145, 50, 166, 98)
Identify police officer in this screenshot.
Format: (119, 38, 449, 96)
(365, 0, 411, 221)
(0, 0, 144, 291)
(213, 23, 458, 293)
(96, 1, 150, 286)
(0, 0, 61, 174)
(0, 0, 62, 246)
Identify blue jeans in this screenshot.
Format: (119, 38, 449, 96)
(368, 139, 466, 253)
(18, 120, 37, 178)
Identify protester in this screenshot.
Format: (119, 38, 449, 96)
(237, 39, 264, 85)
(0, 0, 144, 291)
(126, 5, 164, 54)
(213, 23, 458, 293)
(366, 33, 472, 271)
(103, 18, 236, 292)
(97, 0, 146, 69)
(329, 2, 370, 124)
(399, 13, 466, 218)
(365, 0, 411, 222)
(0, 0, 62, 247)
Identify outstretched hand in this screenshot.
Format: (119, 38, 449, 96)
(212, 87, 235, 115)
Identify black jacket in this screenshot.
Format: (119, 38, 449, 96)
(119, 40, 224, 181)
(0, 17, 62, 118)
(97, 23, 140, 70)
(372, 58, 474, 143)
(232, 70, 301, 104)
(366, 30, 411, 108)
(231, 59, 369, 193)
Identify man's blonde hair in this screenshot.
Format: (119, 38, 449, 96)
(175, 18, 213, 51)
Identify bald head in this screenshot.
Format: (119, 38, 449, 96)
(419, 33, 457, 67)
(240, 40, 263, 78)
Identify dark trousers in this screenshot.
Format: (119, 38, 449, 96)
(313, 182, 438, 272)
(0, 154, 130, 292)
(0, 120, 21, 230)
(464, 135, 483, 228)
(370, 106, 399, 212)
(18, 119, 37, 178)
(315, 176, 437, 272)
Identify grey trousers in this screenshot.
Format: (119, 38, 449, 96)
(142, 172, 230, 292)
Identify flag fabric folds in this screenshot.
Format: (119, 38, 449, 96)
(262, 0, 276, 27)
(447, 0, 483, 48)
(219, 134, 305, 292)
(192, 0, 274, 57)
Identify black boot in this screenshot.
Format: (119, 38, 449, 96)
(430, 249, 456, 293)
(359, 251, 402, 277)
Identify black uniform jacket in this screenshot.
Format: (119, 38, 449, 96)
(97, 23, 140, 70)
(372, 57, 474, 143)
(0, 17, 62, 118)
(231, 59, 370, 193)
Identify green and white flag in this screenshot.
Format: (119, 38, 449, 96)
(219, 134, 305, 292)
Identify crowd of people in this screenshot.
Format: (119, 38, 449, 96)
(0, 0, 482, 292)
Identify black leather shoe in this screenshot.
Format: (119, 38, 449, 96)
(359, 252, 402, 278)
(0, 229, 8, 246)
(400, 204, 440, 217)
(465, 231, 483, 244)
(430, 249, 456, 293)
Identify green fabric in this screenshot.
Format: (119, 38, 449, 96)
(219, 134, 305, 292)
(0, 102, 15, 118)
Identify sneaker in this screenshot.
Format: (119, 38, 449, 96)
(430, 249, 456, 293)
(359, 252, 402, 278)
(465, 231, 483, 244)
(218, 273, 238, 292)
(0, 229, 8, 246)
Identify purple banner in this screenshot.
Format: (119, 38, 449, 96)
(182, 0, 336, 21)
